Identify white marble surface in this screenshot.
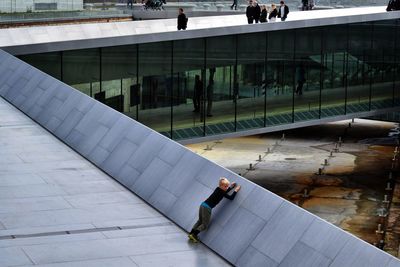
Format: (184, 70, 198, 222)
(0, 98, 228, 266)
(0, 7, 400, 55)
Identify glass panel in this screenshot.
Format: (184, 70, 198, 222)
(321, 25, 346, 118)
(138, 41, 172, 135)
(395, 19, 400, 105)
(346, 22, 372, 113)
(204, 35, 236, 136)
(172, 38, 205, 140)
(371, 20, 396, 109)
(293, 27, 321, 122)
(266, 30, 295, 126)
(18, 52, 61, 80)
(101, 45, 137, 117)
(237, 32, 266, 130)
(63, 48, 100, 98)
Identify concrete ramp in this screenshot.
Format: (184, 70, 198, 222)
(0, 49, 399, 266)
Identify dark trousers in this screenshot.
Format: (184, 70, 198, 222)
(247, 17, 254, 24)
(192, 205, 211, 233)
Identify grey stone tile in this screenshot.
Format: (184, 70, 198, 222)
(92, 217, 169, 228)
(54, 109, 84, 139)
(241, 186, 284, 222)
(132, 158, 173, 200)
(126, 132, 168, 173)
(124, 121, 152, 146)
(38, 77, 59, 92)
(101, 139, 138, 177)
(27, 104, 44, 120)
(0, 232, 105, 249)
(209, 207, 265, 263)
(35, 85, 58, 108)
(0, 247, 33, 266)
(0, 223, 95, 237)
(0, 184, 67, 199)
(279, 242, 331, 267)
(22, 233, 191, 264)
(116, 164, 141, 188)
(98, 109, 120, 128)
(36, 96, 64, 125)
(0, 196, 72, 214)
(20, 87, 45, 113)
(77, 124, 110, 157)
(60, 180, 123, 195)
(53, 91, 83, 121)
(63, 192, 142, 208)
(130, 248, 229, 267)
(87, 143, 110, 166)
(18, 257, 138, 267)
(97, 115, 131, 153)
(157, 141, 186, 166)
(45, 116, 62, 132)
(65, 129, 85, 150)
(74, 102, 107, 134)
(101, 225, 180, 239)
(300, 217, 350, 260)
(160, 151, 209, 198)
(387, 258, 400, 267)
(168, 181, 213, 231)
(236, 246, 278, 267)
(148, 187, 178, 214)
(329, 237, 392, 267)
(251, 202, 315, 263)
(0, 203, 156, 229)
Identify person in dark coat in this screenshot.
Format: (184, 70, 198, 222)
(268, 3, 278, 21)
(387, 0, 400, 11)
(193, 75, 203, 112)
(301, 0, 308, 10)
(253, 1, 261, 23)
(278, 0, 289, 21)
(177, 8, 188, 30)
(246, 0, 255, 24)
(231, 0, 238, 10)
(260, 5, 268, 23)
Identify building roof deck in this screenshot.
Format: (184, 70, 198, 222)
(0, 6, 399, 55)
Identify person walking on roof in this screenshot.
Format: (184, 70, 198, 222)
(278, 0, 289, 21)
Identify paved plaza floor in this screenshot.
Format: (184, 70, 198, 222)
(0, 97, 229, 267)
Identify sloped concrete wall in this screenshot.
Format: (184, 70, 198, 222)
(0, 49, 399, 266)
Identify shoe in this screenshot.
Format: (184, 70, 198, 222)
(188, 234, 199, 243)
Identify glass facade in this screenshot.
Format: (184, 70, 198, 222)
(19, 19, 400, 141)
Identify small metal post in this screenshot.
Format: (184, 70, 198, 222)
(383, 195, 389, 204)
(257, 155, 262, 162)
(375, 224, 384, 234)
(329, 151, 334, 157)
(317, 168, 323, 175)
(281, 133, 285, 141)
(348, 122, 351, 128)
(204, 144, 212, 151)
(247, 163, 255, 171)
(303, 188, 309, 198)
(386, 182, 392, 191)
(338, 136, 342, 147)
(389, 172, 393, 180)
(323, 159, 329, 166)
(352, 118, 354, 123)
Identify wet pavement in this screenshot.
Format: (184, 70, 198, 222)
(187, 118, 400, 256)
